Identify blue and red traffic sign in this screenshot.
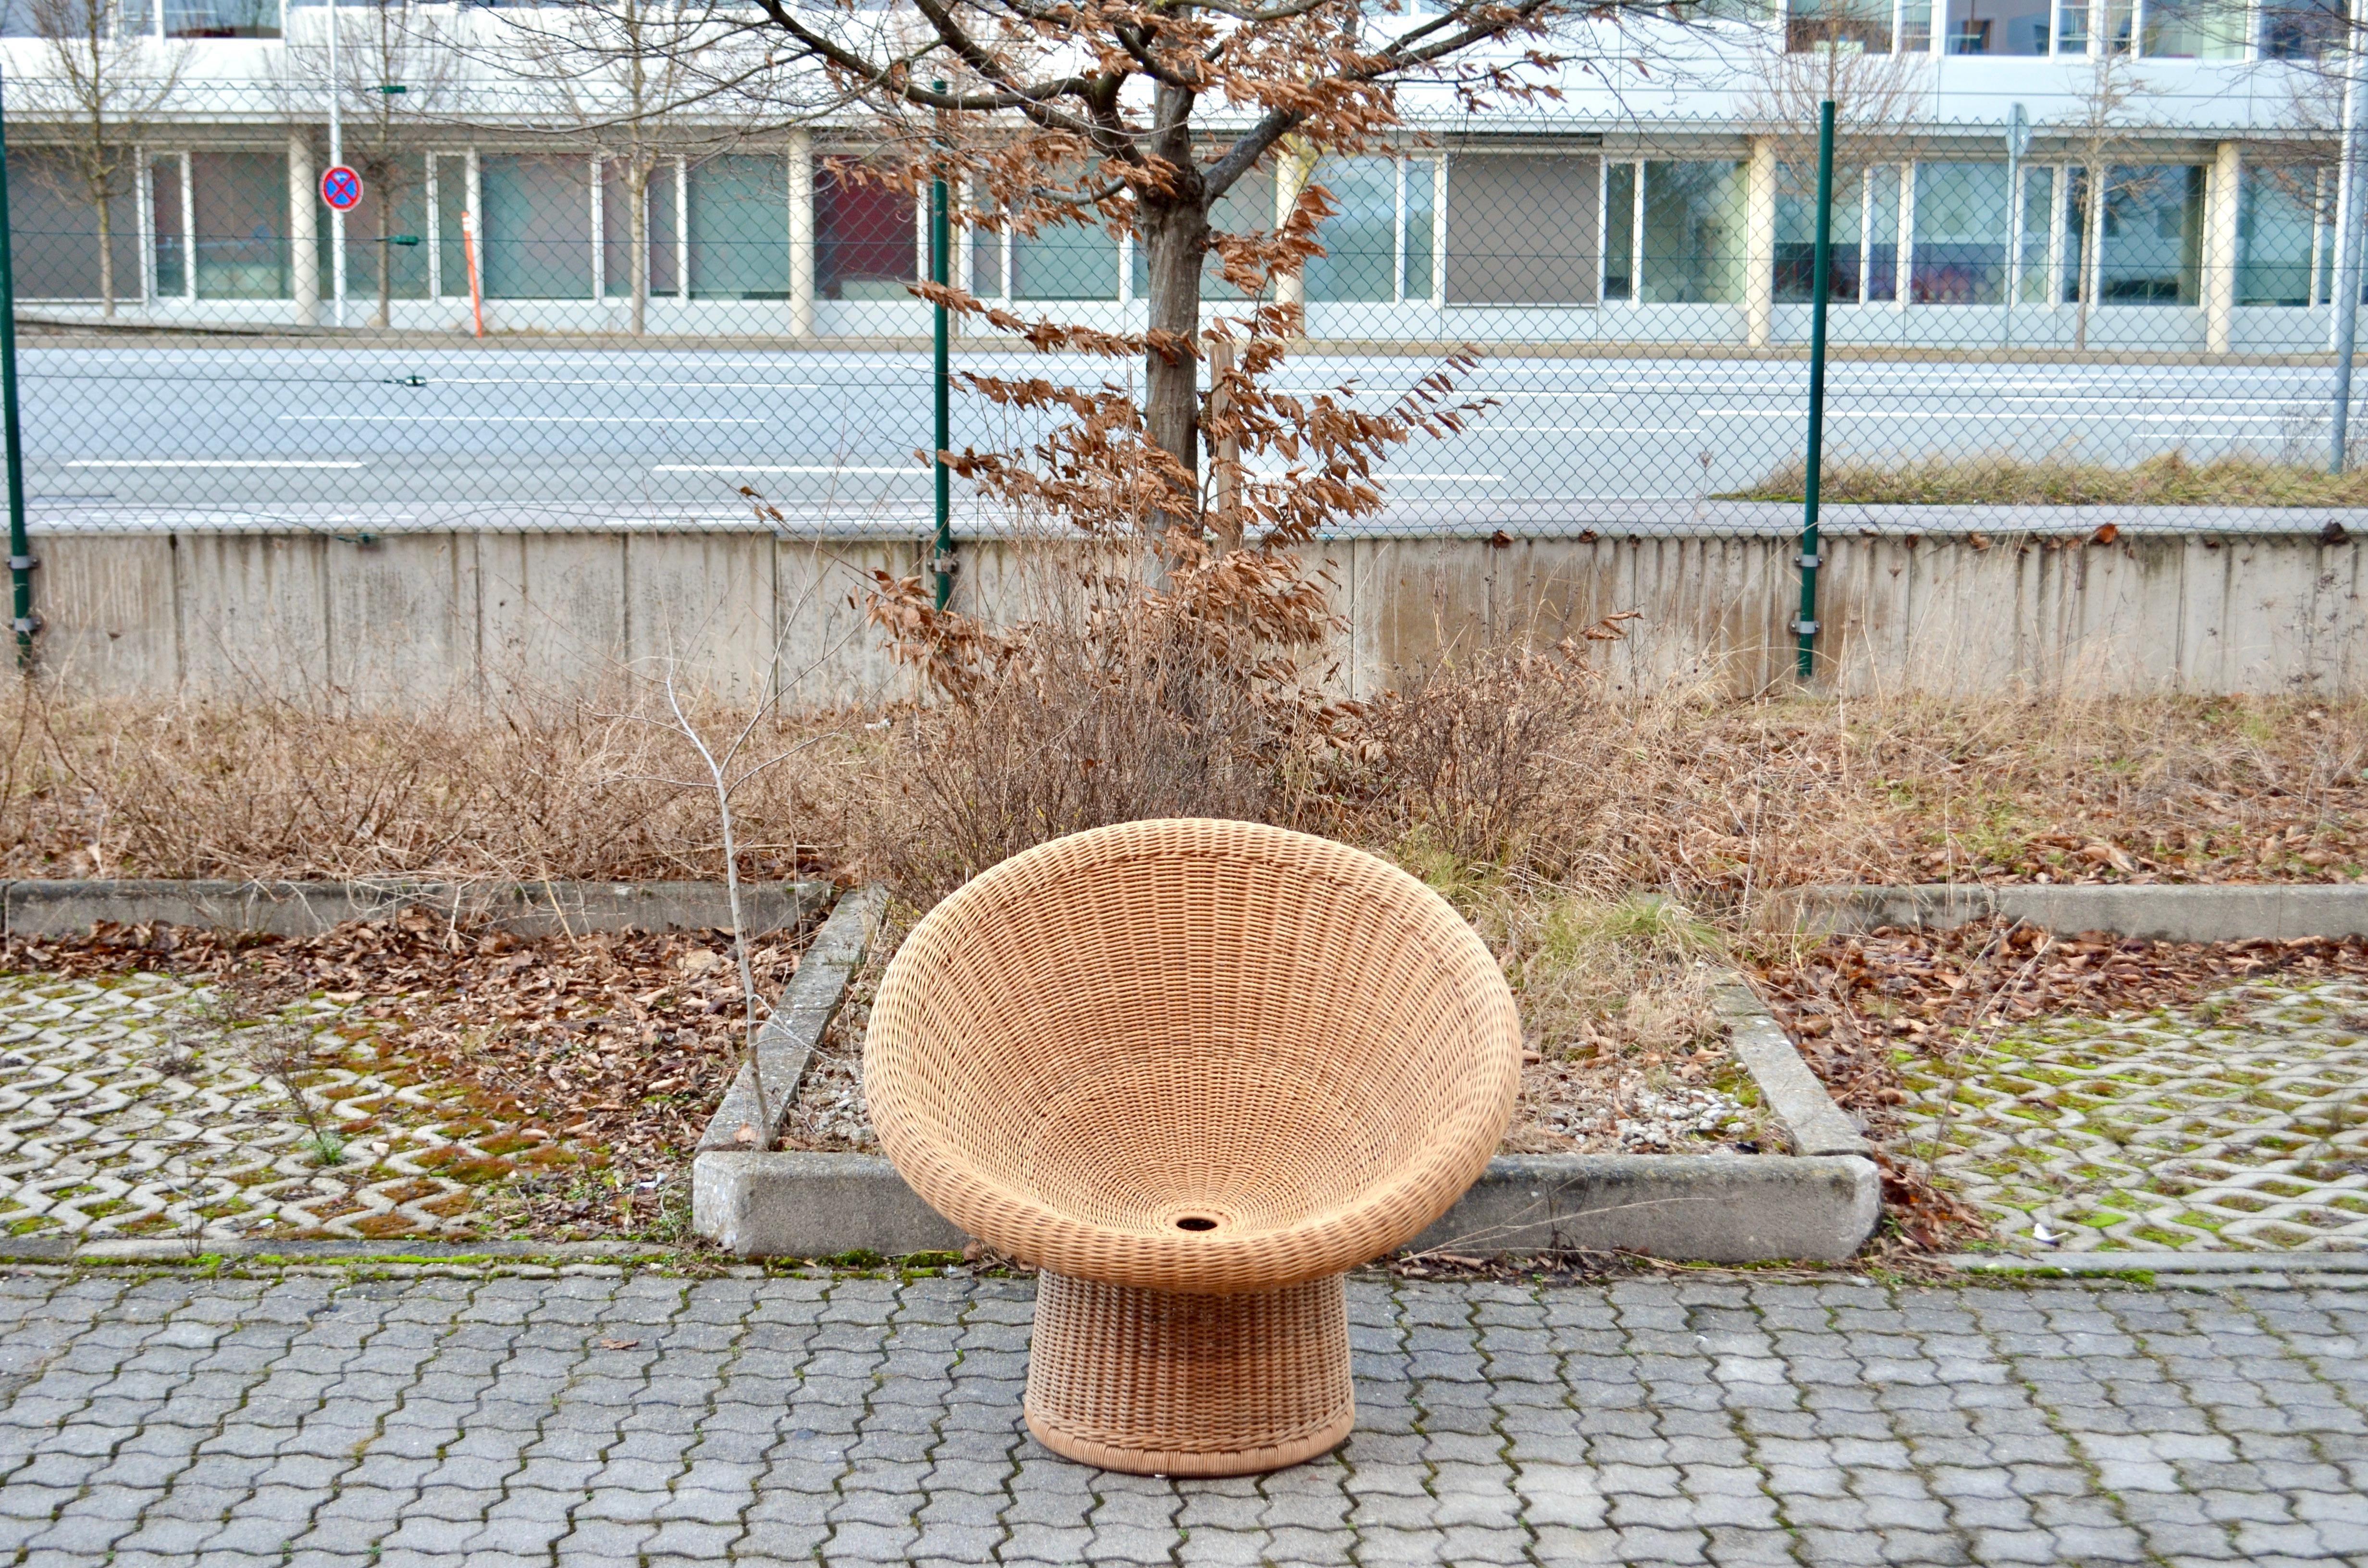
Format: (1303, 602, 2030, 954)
(321, 166, 362, 210)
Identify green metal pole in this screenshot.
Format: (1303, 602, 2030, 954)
(0, 71, 31, 670)
(930, 86, 952, 612)
(1795, 99, 1836, 685)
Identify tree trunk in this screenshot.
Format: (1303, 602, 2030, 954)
(1137, 193, 1208, 554)
(96, 194, 115, 318)
(2075, 163, 2103, 352)
(629, 159, 650, 338)
(375, 184, 393, 328)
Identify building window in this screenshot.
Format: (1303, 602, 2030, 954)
(1776, 164, 1903, 303)
(1445, 154, 1598, 306)
(1011, 215, 1120, 302)
(3, 149, 141, 302)
(687, 154, 789, 299)
(432, 153, 470, 301)
(2140, 0, 2245, 55)
(1641, 160, 1746, 305)
(1603, 163, 1634, 300)
(1945, 0, 2051, 51)
(151, 152, 189, 298)
(2237, 165, 2325, 306)
(2261, 0, 2343, 55)
(816, 162, 914, 301)
(1910, 161, 2010, 304)
(164, 0, 277, 37)
(602, 158, 681, 300)
(192, 150, 288, 300)
(1788, 0, 1931, 49)
(2017, 165, 2055, 302)
(480, 154, 592, 300)
(2065, 164, 2205, 305)
(1307, 155, 1438, 304)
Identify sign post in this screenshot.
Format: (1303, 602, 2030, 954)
(321, 164, 362, 335)
(327, 0, 344, 328)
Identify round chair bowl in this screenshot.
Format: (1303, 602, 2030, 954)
(865, 819, 1522, 1473)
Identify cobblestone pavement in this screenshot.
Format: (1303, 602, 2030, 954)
(1896, 976, 2368, 1255)
(0, 975, 596, 1243)
(2, 1268, 2367, 1568)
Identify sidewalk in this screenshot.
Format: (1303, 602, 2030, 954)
(1, 1269, 2363, 1567)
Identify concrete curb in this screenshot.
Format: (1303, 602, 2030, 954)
(1713, 982, 1868, 1157)
(690, 968, 1884, 1264)
(694, 885, 887, 1158)
(0, 878, 838, 939)
(1411, 1155, 1878, 1262)
(1774, 882, 2368, 942)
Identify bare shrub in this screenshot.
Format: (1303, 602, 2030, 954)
(865, 540, 1342, 899)
(1320, 628, 1636, 867)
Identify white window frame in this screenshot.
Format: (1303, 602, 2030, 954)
(1599, 159, 1647, 303)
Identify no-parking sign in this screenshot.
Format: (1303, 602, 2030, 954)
(321, 166, 363, 210)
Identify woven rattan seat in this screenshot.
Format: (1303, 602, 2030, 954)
(865, 818, 1521, 1475)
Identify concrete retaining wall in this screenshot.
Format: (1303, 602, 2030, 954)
(28, 522, 2368, 705)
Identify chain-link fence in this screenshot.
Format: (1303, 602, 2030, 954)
(2, 65, 2364, 696)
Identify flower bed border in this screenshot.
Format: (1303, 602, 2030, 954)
(689, 891, 1883, 1264)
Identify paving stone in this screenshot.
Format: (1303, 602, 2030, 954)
(1895, 975, 2368, 1255)
(0, 1270, 2363, 1567)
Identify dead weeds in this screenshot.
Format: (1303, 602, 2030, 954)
(0, 687, 2355, 906)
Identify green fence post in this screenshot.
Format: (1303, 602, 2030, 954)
(1794, 98, 1836, 686)
(0, 70, 32, 671)
(930, 84, 953, 611)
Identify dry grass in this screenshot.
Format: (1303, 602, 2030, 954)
(0, 683, 877, 887)
(0, 681, 2358, 901)
(1724, 450, 2368, 508)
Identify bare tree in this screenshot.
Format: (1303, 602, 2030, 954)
(2057, 46, 2157, 350)
(1739, 13, 1930, 306)
(1740, 12, 1931, 159)
(279, 0, 456, 328)
(15, 0, 188, 316)
(481, 0, 752, 336)
(733, 0, 1670, 554)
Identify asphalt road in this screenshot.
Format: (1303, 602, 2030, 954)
(20, 345, 2365, 533)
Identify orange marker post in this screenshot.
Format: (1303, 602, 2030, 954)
(460, 210, 484, 338)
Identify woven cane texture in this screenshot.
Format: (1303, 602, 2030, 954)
(864, 818, 1523, 1293)
(1024, 1271, 1354, 1476)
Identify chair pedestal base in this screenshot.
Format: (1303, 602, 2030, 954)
(1024, 1271, 1354, 1477)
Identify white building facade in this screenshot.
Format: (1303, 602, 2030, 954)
(0, 0, 2356, 352)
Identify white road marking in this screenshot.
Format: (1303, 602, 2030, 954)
(64, 459, 369, 469)
(280, 415, 771, 424)
(652, 465, 919, 475)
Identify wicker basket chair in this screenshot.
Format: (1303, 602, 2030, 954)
(865, 818, 1521, 1476)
